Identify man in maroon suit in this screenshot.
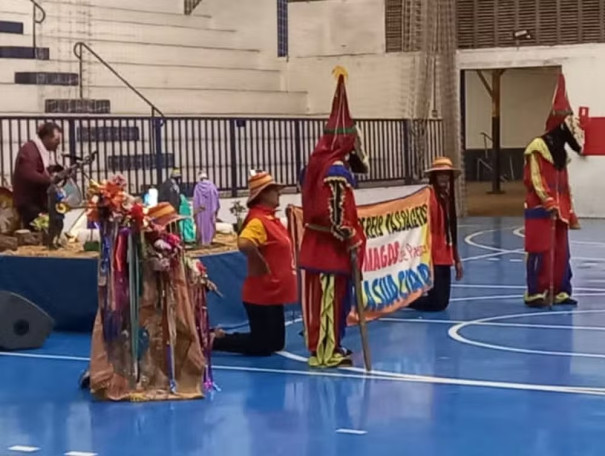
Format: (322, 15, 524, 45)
(12, 122, 62, 228)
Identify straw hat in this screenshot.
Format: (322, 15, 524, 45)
(247, 171, 285, 207)
(147, 202, 185, 226)
(424, 157, 461, 178)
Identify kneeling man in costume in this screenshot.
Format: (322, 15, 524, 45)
(299, 67, 369, 368)
(524, 74, 584, 307)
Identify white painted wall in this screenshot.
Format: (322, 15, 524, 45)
(287, 53, 415, 117)
(459, 43, 605, 218)
(286, 0, 417, 118)
(288, 0, 385, 57)
(194, 0, 279, 59)
(464, 68, 558, 150)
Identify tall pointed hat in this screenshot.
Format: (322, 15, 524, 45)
(324, 66, 356, 137)
(545, 73, 574, 132)
(322, 66, 369, 173)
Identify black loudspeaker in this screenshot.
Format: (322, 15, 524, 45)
(0, 291, 54, 351)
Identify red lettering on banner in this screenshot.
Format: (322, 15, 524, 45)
(405, 243, 427, 260)
(363, 241, 400, 272)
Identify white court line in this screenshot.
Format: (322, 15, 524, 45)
(336, 429, 367, 435)
(449, 292, 605, 303)
(382, 317, 605, 332)
(514, 225, 605, 247)
(465, 227, 605, 262)
(5, 343, 605, 397)
(458, 223, 503, 228)
(0, 352, 89, 362)
(460, 249, 523, 262)
(570, 240, 605, 247)
(448, 294, 524, 302)
(452, 284, 605, 292)
(275, 350, 605, 396)
(65, 452, 97, 456)
(464, 228, 522, 254)
(573, 257, 605, 262)
(8, 446, 40, 452)
(448, 309, 605, 360)
(513, 227, 524, 236)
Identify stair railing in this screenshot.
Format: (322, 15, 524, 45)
(479, 131, 513, 182)
(184, 0, 203, 15)
(73, 42, 166, 120)
(73, 42, 167, 184)
(30, 0, 46, 54)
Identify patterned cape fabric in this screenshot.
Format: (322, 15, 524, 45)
(87, 176, 213, 402)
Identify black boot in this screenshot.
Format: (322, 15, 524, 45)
(555, 297, 578, 306)
(525, 298, 548, 308)
(78, 369, 90, 389)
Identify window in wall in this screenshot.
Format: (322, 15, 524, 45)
(385, 0, 404, 52)
(385, 0, 438, 52)
(457, 0, 605, 49)
(277, 0, 288, 57)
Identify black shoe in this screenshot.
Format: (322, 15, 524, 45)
(555, 298, 578, 306)
(78, 369, 90, 389)
(525, 299, 548, 308)
(339, 347, 353, 357)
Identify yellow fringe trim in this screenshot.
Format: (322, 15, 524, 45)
(308, 274, 347, 368)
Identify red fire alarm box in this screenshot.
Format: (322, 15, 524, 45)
(579, 106, 605, 156)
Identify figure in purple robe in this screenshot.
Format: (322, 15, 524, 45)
(193, 171, 220, 246)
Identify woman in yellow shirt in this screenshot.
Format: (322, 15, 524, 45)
(213, 171, 297, 356)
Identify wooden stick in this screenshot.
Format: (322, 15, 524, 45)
(548, 215, 556, 310)
(350, 249, 372, 372)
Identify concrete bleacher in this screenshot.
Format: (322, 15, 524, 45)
(0, 0, 307, 116)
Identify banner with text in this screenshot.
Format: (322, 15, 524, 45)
(287, 186, 433, 324)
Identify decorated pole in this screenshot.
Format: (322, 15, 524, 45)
(350, 248, 372, 372)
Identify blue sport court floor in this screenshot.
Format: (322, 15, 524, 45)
(1, 216, 605, 456)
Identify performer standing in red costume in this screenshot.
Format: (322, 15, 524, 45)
(299, 67, 369, 368)
(524, 74, 584, 307)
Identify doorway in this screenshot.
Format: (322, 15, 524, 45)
(460, 66, 560, 216)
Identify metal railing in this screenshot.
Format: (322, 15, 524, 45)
(0, 116, 444, 197)
(73, 42, 166, 120)
(30, 0, 46, 54)
(72, 43, 166, 184)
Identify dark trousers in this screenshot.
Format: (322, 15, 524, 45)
(409, 265, 452, 312)
(17, 203, 44, 229)
(212, 302, 285, 356)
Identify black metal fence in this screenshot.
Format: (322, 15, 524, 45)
(0, 116, 444, 196)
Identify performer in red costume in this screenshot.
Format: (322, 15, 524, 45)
(524, 74, 584, 307)
(299, 67, 369, 368)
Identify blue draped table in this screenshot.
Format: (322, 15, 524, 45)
(0, 251, 259, 332)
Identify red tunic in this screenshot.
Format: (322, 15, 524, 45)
(299, 161, 366, 275)
(241, 206, 297, 305)
(428, 188, 454, 266)
(523, 137, 579, 253)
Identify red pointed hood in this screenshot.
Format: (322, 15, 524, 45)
(324, 73, 355, 136)
(306, 67, 368, 176)
(546, 73, 574, 132)
(303, 69, 358, 197)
